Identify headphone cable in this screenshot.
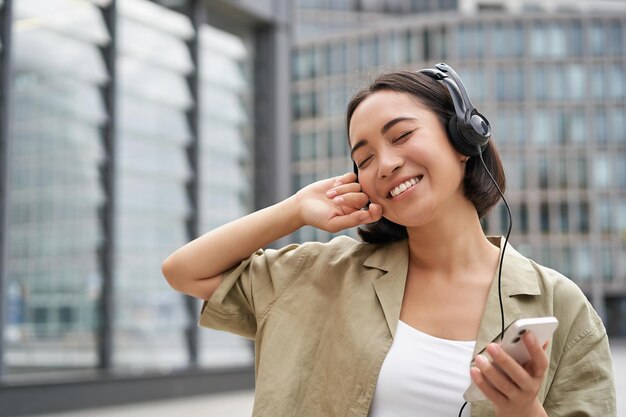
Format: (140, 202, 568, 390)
(476, 144, 512, 342)
(458, 146, 512, 417)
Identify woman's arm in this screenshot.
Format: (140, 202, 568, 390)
(161, 172, 381, 300)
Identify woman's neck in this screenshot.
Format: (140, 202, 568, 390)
(405, 209, 499, 278)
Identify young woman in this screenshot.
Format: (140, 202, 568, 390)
(162, 66, 616, 417)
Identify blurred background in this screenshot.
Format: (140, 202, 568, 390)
(0, 0, 624, 415)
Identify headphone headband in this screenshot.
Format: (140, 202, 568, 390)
(419, 62, 491, 157)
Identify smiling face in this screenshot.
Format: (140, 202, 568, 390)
(349, 90, 472, 229)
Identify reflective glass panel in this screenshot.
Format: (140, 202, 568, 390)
(198, 24, 254, 368)
(5, 0, 108, 373)
(113, 0, 193, 370)
(593, 153, 611, 189)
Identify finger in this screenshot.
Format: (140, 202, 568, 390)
(359, 204, 383, 224)
(331, 193, 369, 210)
(486, 343, 532, 391)
(474, 353, 518, 399)
(470, 367, 507, 404)
(326, 208, 373, 232)
(326, 182, 361, 198)
(523, 332, 549, 377)
(333, 172, 357, 185)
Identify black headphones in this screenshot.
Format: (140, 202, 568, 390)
(418, 62, 491, 157)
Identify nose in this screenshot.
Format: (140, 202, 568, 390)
(377, 151, 404, 178)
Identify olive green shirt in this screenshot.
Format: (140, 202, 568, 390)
(199, 236, 616, 417)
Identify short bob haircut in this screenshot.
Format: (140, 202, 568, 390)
(346, 70, 506, 244)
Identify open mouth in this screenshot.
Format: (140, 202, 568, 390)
(388, 175, 423, 198)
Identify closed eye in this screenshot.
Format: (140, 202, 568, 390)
(393, 130, 415, 143)
(357, 155, 373, 169)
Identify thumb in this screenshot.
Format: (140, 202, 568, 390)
(363, 204, 383, 223)
(326, 209, 372, 233)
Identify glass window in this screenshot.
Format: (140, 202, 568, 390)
(579, 202, 590, 233)
(114, 2, 196, 370)
(519, 202, 529, 233)
(609, 108, 625, 143)
(503, 155, 526, 190)
(293, 90, 316, 119)
(561, 247, 572, 277)
(566, 64, 585, 100)
(608, 21, 623, 55)
(594, 108, 607, 144)
(495, 67, 524, 101)
(570, 21, 583, 56)
(327, 43, 347, 75)
(568, 109, 586, 144)
(325, 85, 345, 117)
(512, 110, 526, 145)
(6, 0, 108, 374)
(593, 153, 611, 189)
(575, 245, 592, 282)
(533, 111, 550, 145)
(590, 22, 605, 56)
(408, 30, 422, 63)
(540, 202, 550, 233)
(557, 156, 567, 188)
(538, 155, 549, 189)
(531, 22, 546, 57)
(548, 23, 567, 57)
(432, 27, 449, 60)
(493, 23, 523, 57)
(591, 64, 605, 99)
(559, 202, 569, 233)
(554, 110, 567, 144)
(534, 66, 547, 101)
(293, 48, 317, 80)
(457, 66, 485, 102)
(457, 24, 484, 58)
(597, 199, 612, 233)
(296, 132, 316, 161)
(330, 129, 348, 159)
(358, 37, 379, 70)
(607, 64, 624, 99)
(601, 247, 613, 282)
(573, 156, 588, 188)
(617, 153, 626, 188)
(494, 111, 507, 145)
(548, 65, 566, 101)
(618, 198, 626, 237)
(386, 32, 408, 66)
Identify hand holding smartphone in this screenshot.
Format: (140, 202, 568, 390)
(463, 316, 559, 402)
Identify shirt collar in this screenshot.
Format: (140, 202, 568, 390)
(364, 236, 542, 354)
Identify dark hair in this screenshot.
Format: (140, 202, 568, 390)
(346, 70, 506, 244)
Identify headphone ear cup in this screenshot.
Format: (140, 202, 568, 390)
(447, 115, 483, 157)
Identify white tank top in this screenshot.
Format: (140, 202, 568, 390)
(369, 320, 475, 417)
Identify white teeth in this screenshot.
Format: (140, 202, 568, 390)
(390, 177, 421, 197)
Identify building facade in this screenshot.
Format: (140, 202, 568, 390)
(0, 0, 291, 414)
(291, 5, 626, 335)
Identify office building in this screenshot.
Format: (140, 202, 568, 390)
(291, 0, 626, 335)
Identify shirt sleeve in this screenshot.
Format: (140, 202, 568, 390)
(543, 307, 616, 416)
(198, 242, 310, 339)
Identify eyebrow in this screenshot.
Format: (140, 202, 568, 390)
(350, 116, 419, 157)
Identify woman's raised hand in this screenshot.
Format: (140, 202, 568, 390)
(295, 172, 382, 233)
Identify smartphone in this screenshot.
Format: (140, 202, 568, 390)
(463, 316, 559, 402)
